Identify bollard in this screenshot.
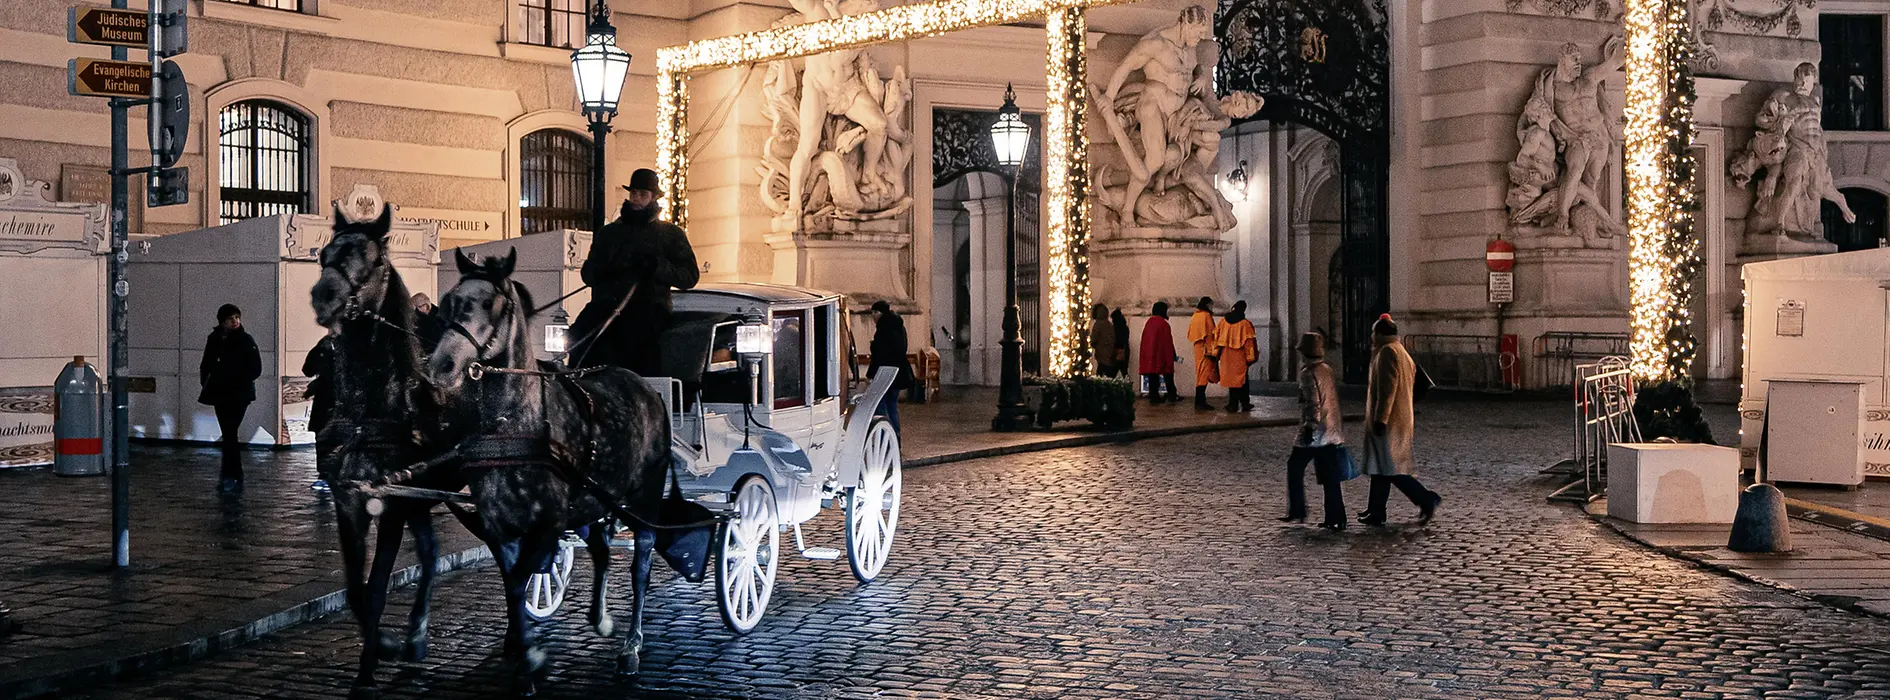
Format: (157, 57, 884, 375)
(1728, 483, 1792, 553)
(53, 356, 105, 477)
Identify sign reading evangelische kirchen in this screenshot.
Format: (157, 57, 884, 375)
(67, 57, 151, 98)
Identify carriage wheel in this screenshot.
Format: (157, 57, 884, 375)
(716, 475, 778, 635)
(523, 532, 580, 621)
(846, 418, 902, 583)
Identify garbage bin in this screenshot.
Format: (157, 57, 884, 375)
(53, 356, 105, 476)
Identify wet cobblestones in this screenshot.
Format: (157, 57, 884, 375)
(62, 401, 1890, 698)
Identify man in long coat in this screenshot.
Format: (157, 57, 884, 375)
(1358, 314, 1440, 526)
(1186, 296, 1218, 409)
(570, 168, 700, 375)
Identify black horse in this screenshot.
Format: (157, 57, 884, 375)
(428, 249, 671, 693)
(310, 206, 457, 700)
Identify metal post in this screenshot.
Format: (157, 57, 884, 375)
(108, 0, 131, 568)
(588, 116, 608, 233)
(993, 167, 1031, 431)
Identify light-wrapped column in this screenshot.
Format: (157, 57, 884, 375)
(655, 70, 690, 225)
(1044, 7, 1091, 377)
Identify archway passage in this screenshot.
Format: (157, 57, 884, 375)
(1215, 0, 1389, 382)
(932, 109, 1045, 385)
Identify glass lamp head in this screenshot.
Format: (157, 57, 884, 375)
(570, 9, 631, 116)
(990, 83, 1031, 168)
(1225, 160, 1251, 203)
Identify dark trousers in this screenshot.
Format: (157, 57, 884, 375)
(877, 393, 901, 433)
(1287, 445, 1347, 524)
(1366, 474, 1433, 515)
(1145, 373, 1177, 401)
(1226, 386, 1250, 410)
(215, 402, 249, 481)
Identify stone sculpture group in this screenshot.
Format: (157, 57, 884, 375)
(1731, 61, 1855, 249)
(1506, 37, 1625, 245)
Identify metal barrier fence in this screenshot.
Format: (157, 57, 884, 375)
(1545, 356, 1641, 503)
(1530, 331, 1630, 391)
(1403, 334, 1513, 392)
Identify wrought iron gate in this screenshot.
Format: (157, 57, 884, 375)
(933, 109, 1044, 375)
(1217, 0, 1390, 382)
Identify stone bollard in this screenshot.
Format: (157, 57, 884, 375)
(1728, 483, 1792, 553)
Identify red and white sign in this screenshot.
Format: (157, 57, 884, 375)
(1486, 239, 1515, 272)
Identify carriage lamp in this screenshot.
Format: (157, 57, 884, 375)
(544, 309, 570, 355)
(989, 84, 1031, 168)
(735, 323, 773, 356)
(1224, 160, 1251, 203)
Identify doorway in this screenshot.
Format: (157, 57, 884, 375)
(930, 108, 1043, 385)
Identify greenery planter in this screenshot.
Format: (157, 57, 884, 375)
(1024, 375, 1136, 431)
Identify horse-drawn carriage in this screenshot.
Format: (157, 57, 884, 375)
(526, 283, 905, 633)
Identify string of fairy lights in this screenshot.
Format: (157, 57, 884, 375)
(1623, 0, 1702, 385)
(652, 0, 1129, 376)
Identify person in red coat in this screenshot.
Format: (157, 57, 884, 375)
(1138, 301, 1181, 404)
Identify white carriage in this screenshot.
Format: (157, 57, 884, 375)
(526, 283, 903, 633)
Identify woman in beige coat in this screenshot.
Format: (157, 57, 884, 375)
(1358, 315, 1441, 526)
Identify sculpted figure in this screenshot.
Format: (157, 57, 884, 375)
(1506, 39, 1625, 241)
(1731, 61, 1855, 239)
(757, 0, 913, 228)
(1093, 6, 1253, 232)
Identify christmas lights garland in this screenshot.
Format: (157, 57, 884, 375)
(1624, 0, 1702, 384)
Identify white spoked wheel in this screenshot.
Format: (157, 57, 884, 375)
(716, 475, 778, 635)
(523, 532, 580, 621)
(846, 418, 902, 583)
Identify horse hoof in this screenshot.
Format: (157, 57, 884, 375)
(349, 685, 381, 700)
(593, 617, 614, 638)
(514, 678, 538, 698)
(401, 639, 429, 662)
(375, 630, 402, 660)
(616, 651, 640, 677)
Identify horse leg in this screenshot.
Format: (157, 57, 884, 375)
(617, 528, 655, 677)
(491, 539, 524, 660)
(506, 533, 558, 696)
(401, 506, 440, 662)
(585, 522, 615, 638)
(335, 506, 382, 699)
(365, 511, 409, 660)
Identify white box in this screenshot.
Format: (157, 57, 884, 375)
(1607, 443, 1741, 524)
(1765, 379, 1865, 487)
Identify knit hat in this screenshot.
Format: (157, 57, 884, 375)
(216, 304, 242, 322)
(1372, 313, 1398, 337)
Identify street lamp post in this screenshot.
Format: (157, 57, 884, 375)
(990, 85, 1034, 432)
(570, 0, 632, 233)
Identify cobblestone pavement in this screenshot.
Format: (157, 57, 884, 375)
(68, 400, 1890, 699)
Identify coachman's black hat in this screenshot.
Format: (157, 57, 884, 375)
(623, 168, 663, 196)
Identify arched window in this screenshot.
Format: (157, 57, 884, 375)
(520, 129, 592, 234)
(219, 100, 311, 225)
(1825, 188, 1889, 252)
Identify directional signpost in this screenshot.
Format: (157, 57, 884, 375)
(65, 0, 189, 569)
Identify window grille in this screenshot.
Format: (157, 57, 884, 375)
(1821, 14, 1885, 131)
(518, 0, 588, 48)
(520, 129, 593, 234)
(218, 100, 311, 225)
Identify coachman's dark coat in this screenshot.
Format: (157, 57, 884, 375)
(570, 201, 699, 373)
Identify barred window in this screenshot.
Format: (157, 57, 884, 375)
(518, 0, 588, 48)
(219, 100, 311, 225)
(519, 129, 592, 234)
(213, 0, 301, 11)
(1821, 14, 1885, 131)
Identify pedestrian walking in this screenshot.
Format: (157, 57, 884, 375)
(869, 300, 913, 433)
(1282, 332, 1349, 530)
(1110, 308, 1131, 379)
(199, 304, 261, 492)
(302, 334, 336, 493)
(569, 167, 700, 374)
(411, 292, 445, 353)
(1357, 314, 1441, 526)
(1187, 296, 1218, 409)
(1088, 304, 1117, 377)
(1216, 300, 1257, 413)
(1138, 301, 1180, 403)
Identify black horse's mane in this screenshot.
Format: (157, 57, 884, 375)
(459, 256, 536, 321)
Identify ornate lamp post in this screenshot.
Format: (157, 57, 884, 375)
(569, 0, 632, 233)
(990, 84, 1034, 432)
(1223, 160, 1251, 203)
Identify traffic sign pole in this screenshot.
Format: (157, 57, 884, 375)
(108, 0, 131, 569)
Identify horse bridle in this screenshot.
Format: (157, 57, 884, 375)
(444, 279, 522, 380)
(322, 234, 391, 324)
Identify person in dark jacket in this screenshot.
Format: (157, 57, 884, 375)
(1110, 308, 1131, 378)
(302, 335, 336, 493)
(868, 300, 912, 433)
(1088, 304, 1117, 377)
(569, 168, 700, 375)
(200, 304, 262, 492)
(410, 292, 446, 354)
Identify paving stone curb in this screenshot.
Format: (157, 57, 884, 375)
(1581, 502, 1890, 624)
(1, 415, 1306, 699)
(0, 546, 492, 700)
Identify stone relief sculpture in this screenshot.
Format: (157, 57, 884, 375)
(1731, 61, 1855, 249)
(1506, 38, 1625, 244)
(757, 0, 914, 232)
(1091, 6, 1262, 233)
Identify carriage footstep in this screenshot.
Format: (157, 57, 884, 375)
(800, 547, 841, 560)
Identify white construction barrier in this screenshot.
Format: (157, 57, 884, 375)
(1607, 443, 1741, 524)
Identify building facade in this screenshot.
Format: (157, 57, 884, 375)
(0, 0, 1878, 391)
